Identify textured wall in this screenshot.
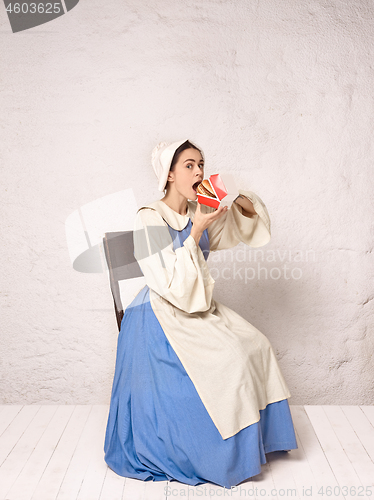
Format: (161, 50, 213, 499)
(1, 0, 373, 404)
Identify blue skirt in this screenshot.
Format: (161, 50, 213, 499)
(104, 286, 297, 488)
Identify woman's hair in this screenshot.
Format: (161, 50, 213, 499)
(164, 140, 202, 193)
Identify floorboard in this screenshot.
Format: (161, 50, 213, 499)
(0, 405, 372, 500)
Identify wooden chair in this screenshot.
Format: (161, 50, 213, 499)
(103, 231, 144, 331)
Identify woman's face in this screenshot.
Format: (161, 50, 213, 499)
(167, 148, 204, 200)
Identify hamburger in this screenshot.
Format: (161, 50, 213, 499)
(197, 179, 217, 199)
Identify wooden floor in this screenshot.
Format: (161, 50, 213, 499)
(0, 405, 373, 500)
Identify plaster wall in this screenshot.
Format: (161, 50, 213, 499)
(0, 0, 373, 404)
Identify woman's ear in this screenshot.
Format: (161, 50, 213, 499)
(167, 172, 174, 182)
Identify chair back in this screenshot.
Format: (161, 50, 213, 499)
(103, 231, 144, 330)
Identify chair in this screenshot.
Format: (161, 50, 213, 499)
(103, 231, 144, 331)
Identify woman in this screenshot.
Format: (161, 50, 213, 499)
(104, 139, 298, 488)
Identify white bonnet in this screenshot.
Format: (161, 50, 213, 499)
(151, 139, 204, 192)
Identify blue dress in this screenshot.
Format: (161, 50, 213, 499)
(104, 218, 298, 488)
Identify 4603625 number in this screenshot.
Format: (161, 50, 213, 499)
(6, 3, 61, 14)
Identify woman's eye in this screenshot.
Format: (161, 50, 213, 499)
(186, 164, 204, 169)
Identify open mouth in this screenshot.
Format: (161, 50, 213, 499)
(192, 181, 201, 192)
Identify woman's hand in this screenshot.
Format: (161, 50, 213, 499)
(190, 202, 228, 245)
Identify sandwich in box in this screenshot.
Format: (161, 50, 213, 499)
(196, 173, 238, 209)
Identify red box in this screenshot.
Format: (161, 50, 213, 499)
(197, 173, 238, 209)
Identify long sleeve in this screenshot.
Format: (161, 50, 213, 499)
(206, 189, 271, 252)
(133, 208, 215, 313)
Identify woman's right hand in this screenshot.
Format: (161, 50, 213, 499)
(190, 202, 228, 245)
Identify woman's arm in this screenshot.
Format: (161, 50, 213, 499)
(233, 195, 257, 217)
(133, 208, 215, 313)
(206, 189, 271, 251)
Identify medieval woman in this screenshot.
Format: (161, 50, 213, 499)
(104, 139, 297, 487)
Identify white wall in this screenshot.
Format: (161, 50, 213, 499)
(1, 0, 373, 404)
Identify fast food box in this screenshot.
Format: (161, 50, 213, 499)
(196, 172, 238, 209)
